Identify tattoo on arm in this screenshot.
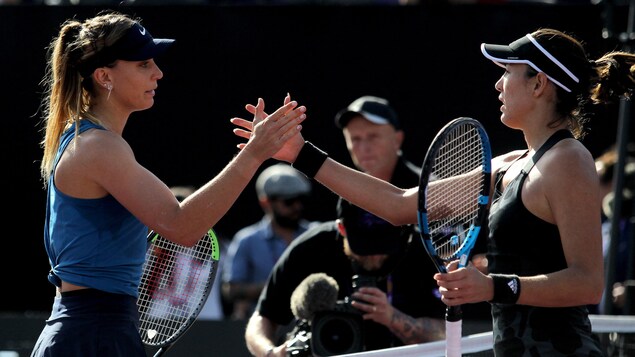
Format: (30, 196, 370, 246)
(388, 309, 445, 344)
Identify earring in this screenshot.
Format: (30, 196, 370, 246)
(105, 83, 113, 101)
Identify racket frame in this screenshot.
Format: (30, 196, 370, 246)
(137, 228, 220, 355)
(416, 117, 492, 357)
(417, 117, 491, 272)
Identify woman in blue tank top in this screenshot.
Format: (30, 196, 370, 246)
(231, 29, 635, 356)
(33, 11, 306, 357)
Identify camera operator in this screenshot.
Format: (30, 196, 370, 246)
(244, 199, 446, 357)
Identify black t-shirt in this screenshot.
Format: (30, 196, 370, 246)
(256, 221, 446, 350)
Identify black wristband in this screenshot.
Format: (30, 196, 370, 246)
(292, 141, 328, 179)
(489, 274, 521, 305)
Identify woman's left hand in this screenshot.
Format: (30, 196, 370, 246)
(350, 287, 393, 326)
(231, 94, 306, 163)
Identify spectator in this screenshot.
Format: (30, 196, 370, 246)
(244, 199, 446, 357)
(222, 163, 316, 320)
(334, 95, 420, 186)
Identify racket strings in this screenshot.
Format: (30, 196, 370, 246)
(138, 235, 218, 345)
(428, 125, 485, 259)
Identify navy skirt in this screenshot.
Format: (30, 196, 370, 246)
(31, 289, 146, 357)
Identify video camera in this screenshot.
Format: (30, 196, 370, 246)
(287, 274, 377, 357)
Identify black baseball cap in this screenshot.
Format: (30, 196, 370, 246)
(334, 96, 401, 130)
(337, 198, 409, 255)
(78, 22, 175, 77)
(481, 33, 580, 93)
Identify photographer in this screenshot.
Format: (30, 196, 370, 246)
(244, 200, 446, 357)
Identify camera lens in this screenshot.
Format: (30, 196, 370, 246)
(311, 311, 363, 356)
(317, 317, 355, 353)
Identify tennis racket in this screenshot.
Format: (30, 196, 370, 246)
(417, 117, 491, 357)
(137, 229, 221, 357)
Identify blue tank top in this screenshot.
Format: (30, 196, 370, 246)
(44, 120, 147, 297)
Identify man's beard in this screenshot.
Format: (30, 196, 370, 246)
(272, 210, 301, 229)
(349, 254, 401, 280)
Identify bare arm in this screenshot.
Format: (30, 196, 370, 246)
(228, 136, 419, 226)
(313, 158, 419, 226)
(388, 311, 446, 344)
(350, 287, 445, 344)
(56, 99, 306, 247)
(245, 312, 286, 357)
(231, 102, 418, 226)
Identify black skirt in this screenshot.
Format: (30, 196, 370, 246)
(31, 289, 146, 357)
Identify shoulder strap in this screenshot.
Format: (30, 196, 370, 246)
(521, 129, 573, 174)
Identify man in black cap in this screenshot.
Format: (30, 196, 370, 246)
(244, 199, 446, 357)
(335, 95, 420, 186)
(333, 95, 423, 275)
(334, 96, 491, 321)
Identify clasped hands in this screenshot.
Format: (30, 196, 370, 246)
(231, 94, 306, 163)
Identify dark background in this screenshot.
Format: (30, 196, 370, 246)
(4, 0, 629, 313)
(1, 3, 632, 355)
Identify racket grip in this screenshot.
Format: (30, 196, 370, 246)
(446, 305, 462, 322)
(445, 319, 462, 357)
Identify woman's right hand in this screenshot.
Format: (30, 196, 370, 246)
(434, 260, 493, 306)
(231, 94, 306, 163)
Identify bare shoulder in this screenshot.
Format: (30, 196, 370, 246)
(78, 127, 131, 148)
(75, 128, 135, 163)
(492, 149, 526, 173)
(538, 139, 598, 194)
(540, 139, 595, 176)
(534, 139, 602, 240)
(64, 128, 138, 182)
(55, 128, 138, 197)
(494, 150, 527, 163)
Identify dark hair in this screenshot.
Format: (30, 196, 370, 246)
(531, 28, 635, 139)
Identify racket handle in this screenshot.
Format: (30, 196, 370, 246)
(446, 305, 462, 322)
(445, 319, 462, 357)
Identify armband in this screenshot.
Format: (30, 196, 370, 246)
(292, 141, 328, 179)
(489, 274, 521, 304)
